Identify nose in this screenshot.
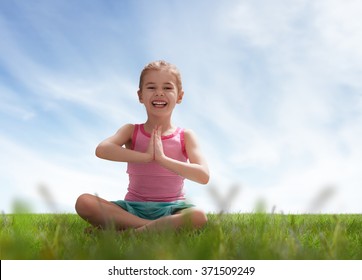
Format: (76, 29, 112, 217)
(155, 88, 164, 96)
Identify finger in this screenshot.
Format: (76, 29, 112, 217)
(153, 134, 156, 160)
(153, 128, 158, 145)
(153, 126, 161, 138)
(153, 126, 158, 137)
(154, 126, 161, 139)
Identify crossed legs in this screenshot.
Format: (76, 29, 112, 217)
(75, 193, 208, 232)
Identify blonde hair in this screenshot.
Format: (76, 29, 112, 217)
(139, 60, 183, 92)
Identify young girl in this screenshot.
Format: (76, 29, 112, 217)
(75, 60, 209, 232)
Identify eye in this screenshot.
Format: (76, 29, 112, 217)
(163, 86, 173, 90)
(147, 86, 156, 90)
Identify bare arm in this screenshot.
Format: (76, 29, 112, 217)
(153, 127, 209, 184)
(95, 124, 152, 163)
(96, 124, 209, 184)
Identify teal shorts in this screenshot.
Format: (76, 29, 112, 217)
(111, 200, 194, 220)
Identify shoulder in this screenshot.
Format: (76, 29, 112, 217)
(183, 128, 199, 146)
(97, 123, 135, 147)
(183, 128, 199, 137)
(112, 123, 136, 143)
(116, 123, 135, 135)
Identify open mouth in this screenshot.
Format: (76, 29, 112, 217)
(152, 100, 168, 108)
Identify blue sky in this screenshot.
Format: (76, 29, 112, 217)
(1, 0, 362, 214)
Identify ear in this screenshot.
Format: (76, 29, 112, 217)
(176, 90, 184, 104)
(137, 89, 143, 103)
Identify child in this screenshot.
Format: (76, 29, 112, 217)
(75, 60, 209, 232)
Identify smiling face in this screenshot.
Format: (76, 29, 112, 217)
(138, 69, 184, 117)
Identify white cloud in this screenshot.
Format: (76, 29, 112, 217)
(0, 135, 128, 213)
(0, 85, 36, 121)
(189, 0, 362, 213)
(1, 0, 361, 214)
(222, 0, 308, 48)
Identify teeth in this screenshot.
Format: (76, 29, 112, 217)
(152, 101, 167, 105)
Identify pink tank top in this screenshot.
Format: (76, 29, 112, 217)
(125, 124, 188, 202)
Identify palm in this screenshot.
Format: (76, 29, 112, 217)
(146, 126, 165, 161)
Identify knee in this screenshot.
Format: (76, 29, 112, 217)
(190, 209, 208, 229)
(75, 193, 94, 217)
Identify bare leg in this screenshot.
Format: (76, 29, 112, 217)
(136, 208, 208, 232)
(75, 193, 149, 230)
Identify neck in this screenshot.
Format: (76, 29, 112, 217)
(144, 116, 174, 134)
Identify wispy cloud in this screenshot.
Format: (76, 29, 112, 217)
(1, 0, 361, 213)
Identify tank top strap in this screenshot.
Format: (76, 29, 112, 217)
(179, 128, 188, 159)
(131, 123, 188, 159)
(131, 124, 140, 150)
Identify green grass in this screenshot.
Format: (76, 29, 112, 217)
(0, 213, 361, 260)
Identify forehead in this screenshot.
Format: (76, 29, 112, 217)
(143, 70, 177, 84)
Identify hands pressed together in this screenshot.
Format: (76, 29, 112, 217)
(96, 123, 209, 184)
(146, 126, 166, 162)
